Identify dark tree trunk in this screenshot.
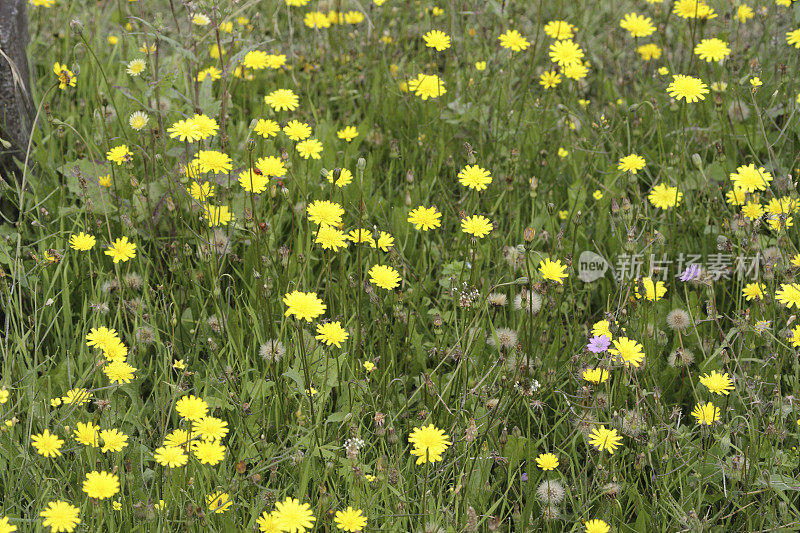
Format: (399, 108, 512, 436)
(0, 0, 33, 185)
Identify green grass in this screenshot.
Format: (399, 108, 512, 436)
(2, 0, 800, 531)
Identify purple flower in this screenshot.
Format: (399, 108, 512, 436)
(679, 264, 701, 282)
(521, 473, 528, 482)
(587, 335, 611, 353)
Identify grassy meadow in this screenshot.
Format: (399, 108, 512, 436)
(2, 0, 800, 531)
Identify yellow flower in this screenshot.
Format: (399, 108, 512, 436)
(31, 429, 64, 457)
(154, 446, 188, 467)
(128, 111, 149, 130)
(69, 232, 96, 251)
(191, 439, 226, 465)
(238, 169, 269, 194)
(376, 231, 394, 251)
(498, 29, 530, 52)
(422, 30, 450, 51)
(82, 471, 120, 499)
(619, 13, 655, 37)
(283, 291, 326, 322)
(209, 44, 225, 58)
(776, 283, 800, 308)
(105, 237, 137, 263)
(461, 215, 493, 238)
(787, 28, 800, 48)
(407, 206, 442, 231)
(592, 320, 613, 338)
(191, 13, 210, 26)
(673, 0, 716, 19)
(53, 62, 77, 89)
(189, 181, 214, 201)
(296, 139, 323, 159)
(193, 416, 229, 441)
(334, 507, 367, 532)
(408, 73, 446, 100)
(203, 204, 233, 228)
(304, 11, 331, 28)
(699, 370, 734, 395)
(206, 492, 232, 514)
(100, 428, 129, 453)
(194, 150, 232, 173)
(609, 337, 645, 367)
(256, 511, 282, 533)
(736, 5, 754, 22)
(618, 154, 645, 174)
(315, 226, 348, 251)
(730, 164, 773, 192)
(326, 168, 353, 187)
(126, 58, 147, 76)
(40, 501, 81, 533)
(73, 422, 99, 447)
(273, 497, 316, 533)
(564, 62, 588, 80)
(408, 424, 452, 464)
(175, 394, 208, 421)
(368, 264, 401, 290)
(691, 402, 720, 425)
(588, 425, 622, 454)
(539, 71, 561, 89)
(167, 119, 202, 142)
(694, 38, 730, 62)
(243, 50, 269, 69)
(475, 61, 487, 71)
(197, 66, 222, 81)
(538, 258, 568, 284)
(635, 277, 667, 301)
(742, 282, 765, 301)
(283, 120, 312, 141)
(583, 368, 609, 384)
(307, 200, 344, 227)
(457, 165, 492, 191)
(106, 145, 132, 165)
(336, 126, 358, 142)
(667, 74, 709, 103)
(264, 89, 299, 111)
(348, 228, 376, 247)
(549, 39, 584, 66)
(254, 119, 280, 138)
(191, 114, 219, 138)
(344, 11, 364, 24)
(256, 156, 287, 177)
(544, 20, 575, 40)
(584, 519, 610, 533)
(315, 321, 349, 348)
(535, 452, 559, 471)
(637, 43, 662, 61)
(741, 201, 764, 221)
